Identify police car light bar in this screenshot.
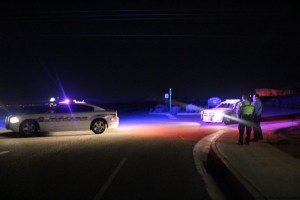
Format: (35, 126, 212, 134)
(73, 100, 85, 103)
(49, 97, 56, 102)
(59, 99, 70, 104)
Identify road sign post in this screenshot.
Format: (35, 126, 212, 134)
(169, 88, 172, 113)
(165, 93, 169, 107)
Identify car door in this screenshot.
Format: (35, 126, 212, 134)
(68, 104, 93, 130)
(50, 104, 74, 131)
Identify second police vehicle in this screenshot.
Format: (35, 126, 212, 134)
(200, 99, 240, 124)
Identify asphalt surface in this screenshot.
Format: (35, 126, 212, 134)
(0, 119, 218, 200)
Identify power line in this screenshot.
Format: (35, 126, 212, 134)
(0, 8, 292, 22)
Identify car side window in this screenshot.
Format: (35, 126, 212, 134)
(70, 104, 94, 112)
(54, 104, 94, 113)
(233, 103, 238, 109)
(54, 105, 70, 113)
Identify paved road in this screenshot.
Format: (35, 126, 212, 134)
(0, 120, 223, 200)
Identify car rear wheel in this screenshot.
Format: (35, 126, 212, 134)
(20, 120, 38, 136)
(91, 119, 106, 134)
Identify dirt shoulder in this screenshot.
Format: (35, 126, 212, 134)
(266, 126, 300, 159)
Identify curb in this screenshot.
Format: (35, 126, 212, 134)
(207, 133, 263, 200)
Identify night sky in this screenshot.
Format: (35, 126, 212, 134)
(0, 2, 299, 104)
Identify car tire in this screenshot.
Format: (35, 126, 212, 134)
(223, 117, 231, 125)
(91, 119, 106, 134)
(20, 120, 38, 136)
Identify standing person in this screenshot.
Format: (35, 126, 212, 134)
(252, 94, 263, 141)
(236, 95, 255, 145)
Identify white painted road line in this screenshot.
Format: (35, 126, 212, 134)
(93, 157, 127, 200)
(0, 151, 9, 155)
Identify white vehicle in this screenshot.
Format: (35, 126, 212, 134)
(5, 100, 119, 136)
(200, 99, 240, 124)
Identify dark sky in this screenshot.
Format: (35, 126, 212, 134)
(0, 2, 299, 104)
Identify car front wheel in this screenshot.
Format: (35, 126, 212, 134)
(20, 120, 38, 136)
(91, 119, 106, 134)
(223, 116, 231, 125)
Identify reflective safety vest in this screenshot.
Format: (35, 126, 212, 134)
(239, 100, 254, 115)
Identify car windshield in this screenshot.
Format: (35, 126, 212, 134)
(216, 103, 235, 109)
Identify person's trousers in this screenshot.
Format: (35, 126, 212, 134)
(238, 115, 253, 144)
(253, 114, 263, 140)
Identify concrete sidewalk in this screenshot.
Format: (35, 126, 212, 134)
(209, 121, 300, 200)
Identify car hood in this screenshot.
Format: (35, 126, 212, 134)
(202, 108, 232, 112)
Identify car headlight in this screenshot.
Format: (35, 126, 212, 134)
(10, 117, 19, 123)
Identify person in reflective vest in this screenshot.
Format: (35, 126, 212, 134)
(236, 95, 255, 145)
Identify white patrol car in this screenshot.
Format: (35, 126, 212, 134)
(200, 99, 240, 124)
(5, 100, 119, 136)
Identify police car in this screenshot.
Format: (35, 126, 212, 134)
(200, 99, 240, 124)
(5, 99, 119, 136)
